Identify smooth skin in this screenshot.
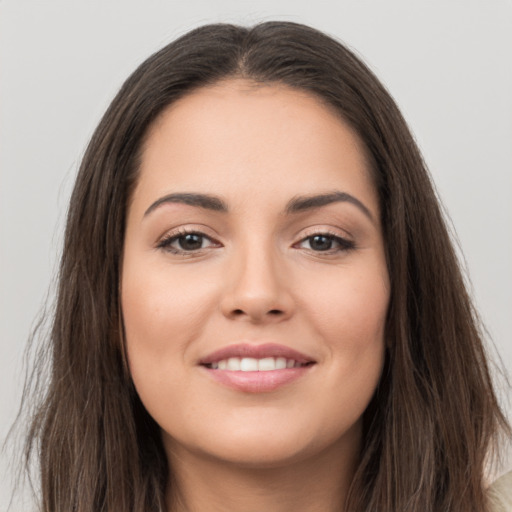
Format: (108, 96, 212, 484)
(121, 80, 390, 512)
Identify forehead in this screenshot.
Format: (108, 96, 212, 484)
(133, 79, 378, 217)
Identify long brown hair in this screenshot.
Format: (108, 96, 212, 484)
(21, 21, 510, 511)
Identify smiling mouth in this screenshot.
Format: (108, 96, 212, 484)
(199, 343, 316, 392)
(204, 357, 314, 372)
(204, 357, 314, 371)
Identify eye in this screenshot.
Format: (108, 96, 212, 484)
(297, 233, 355, 253)
(157, 230, 220, 254)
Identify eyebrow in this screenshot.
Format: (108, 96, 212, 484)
(144, 193, 228, 217)
(144, 190, 373, 221)
(285, 191, 374, 221)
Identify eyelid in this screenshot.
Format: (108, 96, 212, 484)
(155, 223, 220, 245)
(155, 224, 355, 256)
(293, 228, 356, 254)
(156, 226, 222, 255)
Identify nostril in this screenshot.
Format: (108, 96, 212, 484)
(230, 308, 284, 318)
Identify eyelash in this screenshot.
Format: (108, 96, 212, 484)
(295, 231, 356, 254)
(156, 229, 355, 256)
(157, 228, 220, 255)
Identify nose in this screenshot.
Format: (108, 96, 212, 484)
(220, 244, 294, 324)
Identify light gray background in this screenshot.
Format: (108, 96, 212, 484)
(1, 0, 511, 509)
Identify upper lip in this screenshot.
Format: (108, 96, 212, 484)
(199, 343, 316, 365)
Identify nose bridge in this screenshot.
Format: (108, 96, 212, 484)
(221, 232, 292, 321)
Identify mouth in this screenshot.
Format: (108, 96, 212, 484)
(204, 357, 314, 371)
(199, 343, 316, 393)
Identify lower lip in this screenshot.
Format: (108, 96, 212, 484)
(201, 365, 314, 393)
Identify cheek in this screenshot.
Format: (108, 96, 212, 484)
(120, 256, 217, 402)
(299, 261, 389, 345)
(321, 280, 387, 433)
(297, 261, 389, 396)
(122, 256, 215, 345)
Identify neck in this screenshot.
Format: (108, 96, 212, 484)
(165, 429, 360, 512)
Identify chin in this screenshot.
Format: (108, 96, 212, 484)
(162, 416, 362, 470)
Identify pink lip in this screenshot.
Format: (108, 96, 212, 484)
(202, 366, 313, 393)
(199, 343, 315, 365)
(198, 343, 316, 393)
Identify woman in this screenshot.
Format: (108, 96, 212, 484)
(22, 21, 511, 511)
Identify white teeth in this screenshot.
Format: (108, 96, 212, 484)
(275, 357, 287, 370)
(227, 357, 241, 371)
(240, 357, 258, 371)
(258, 357, 276, 371)
(208, 357, 306, 371)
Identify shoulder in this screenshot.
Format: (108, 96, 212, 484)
(488, 471, 512, 512)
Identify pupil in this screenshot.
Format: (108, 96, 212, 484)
(179, 234, 203, 250)
(311, 235, 332, 251)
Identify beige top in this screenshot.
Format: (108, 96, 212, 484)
(489, 471, 512, 512)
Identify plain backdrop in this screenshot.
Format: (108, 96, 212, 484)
(1, 0, 511, 509)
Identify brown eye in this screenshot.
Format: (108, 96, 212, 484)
(158, 231, 219, 254)
(298, 233, 355, 253)
(308, 235, 334, 251)
(177, 233, 204, 251)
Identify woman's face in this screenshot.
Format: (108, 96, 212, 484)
(122, 80, 390, 468)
